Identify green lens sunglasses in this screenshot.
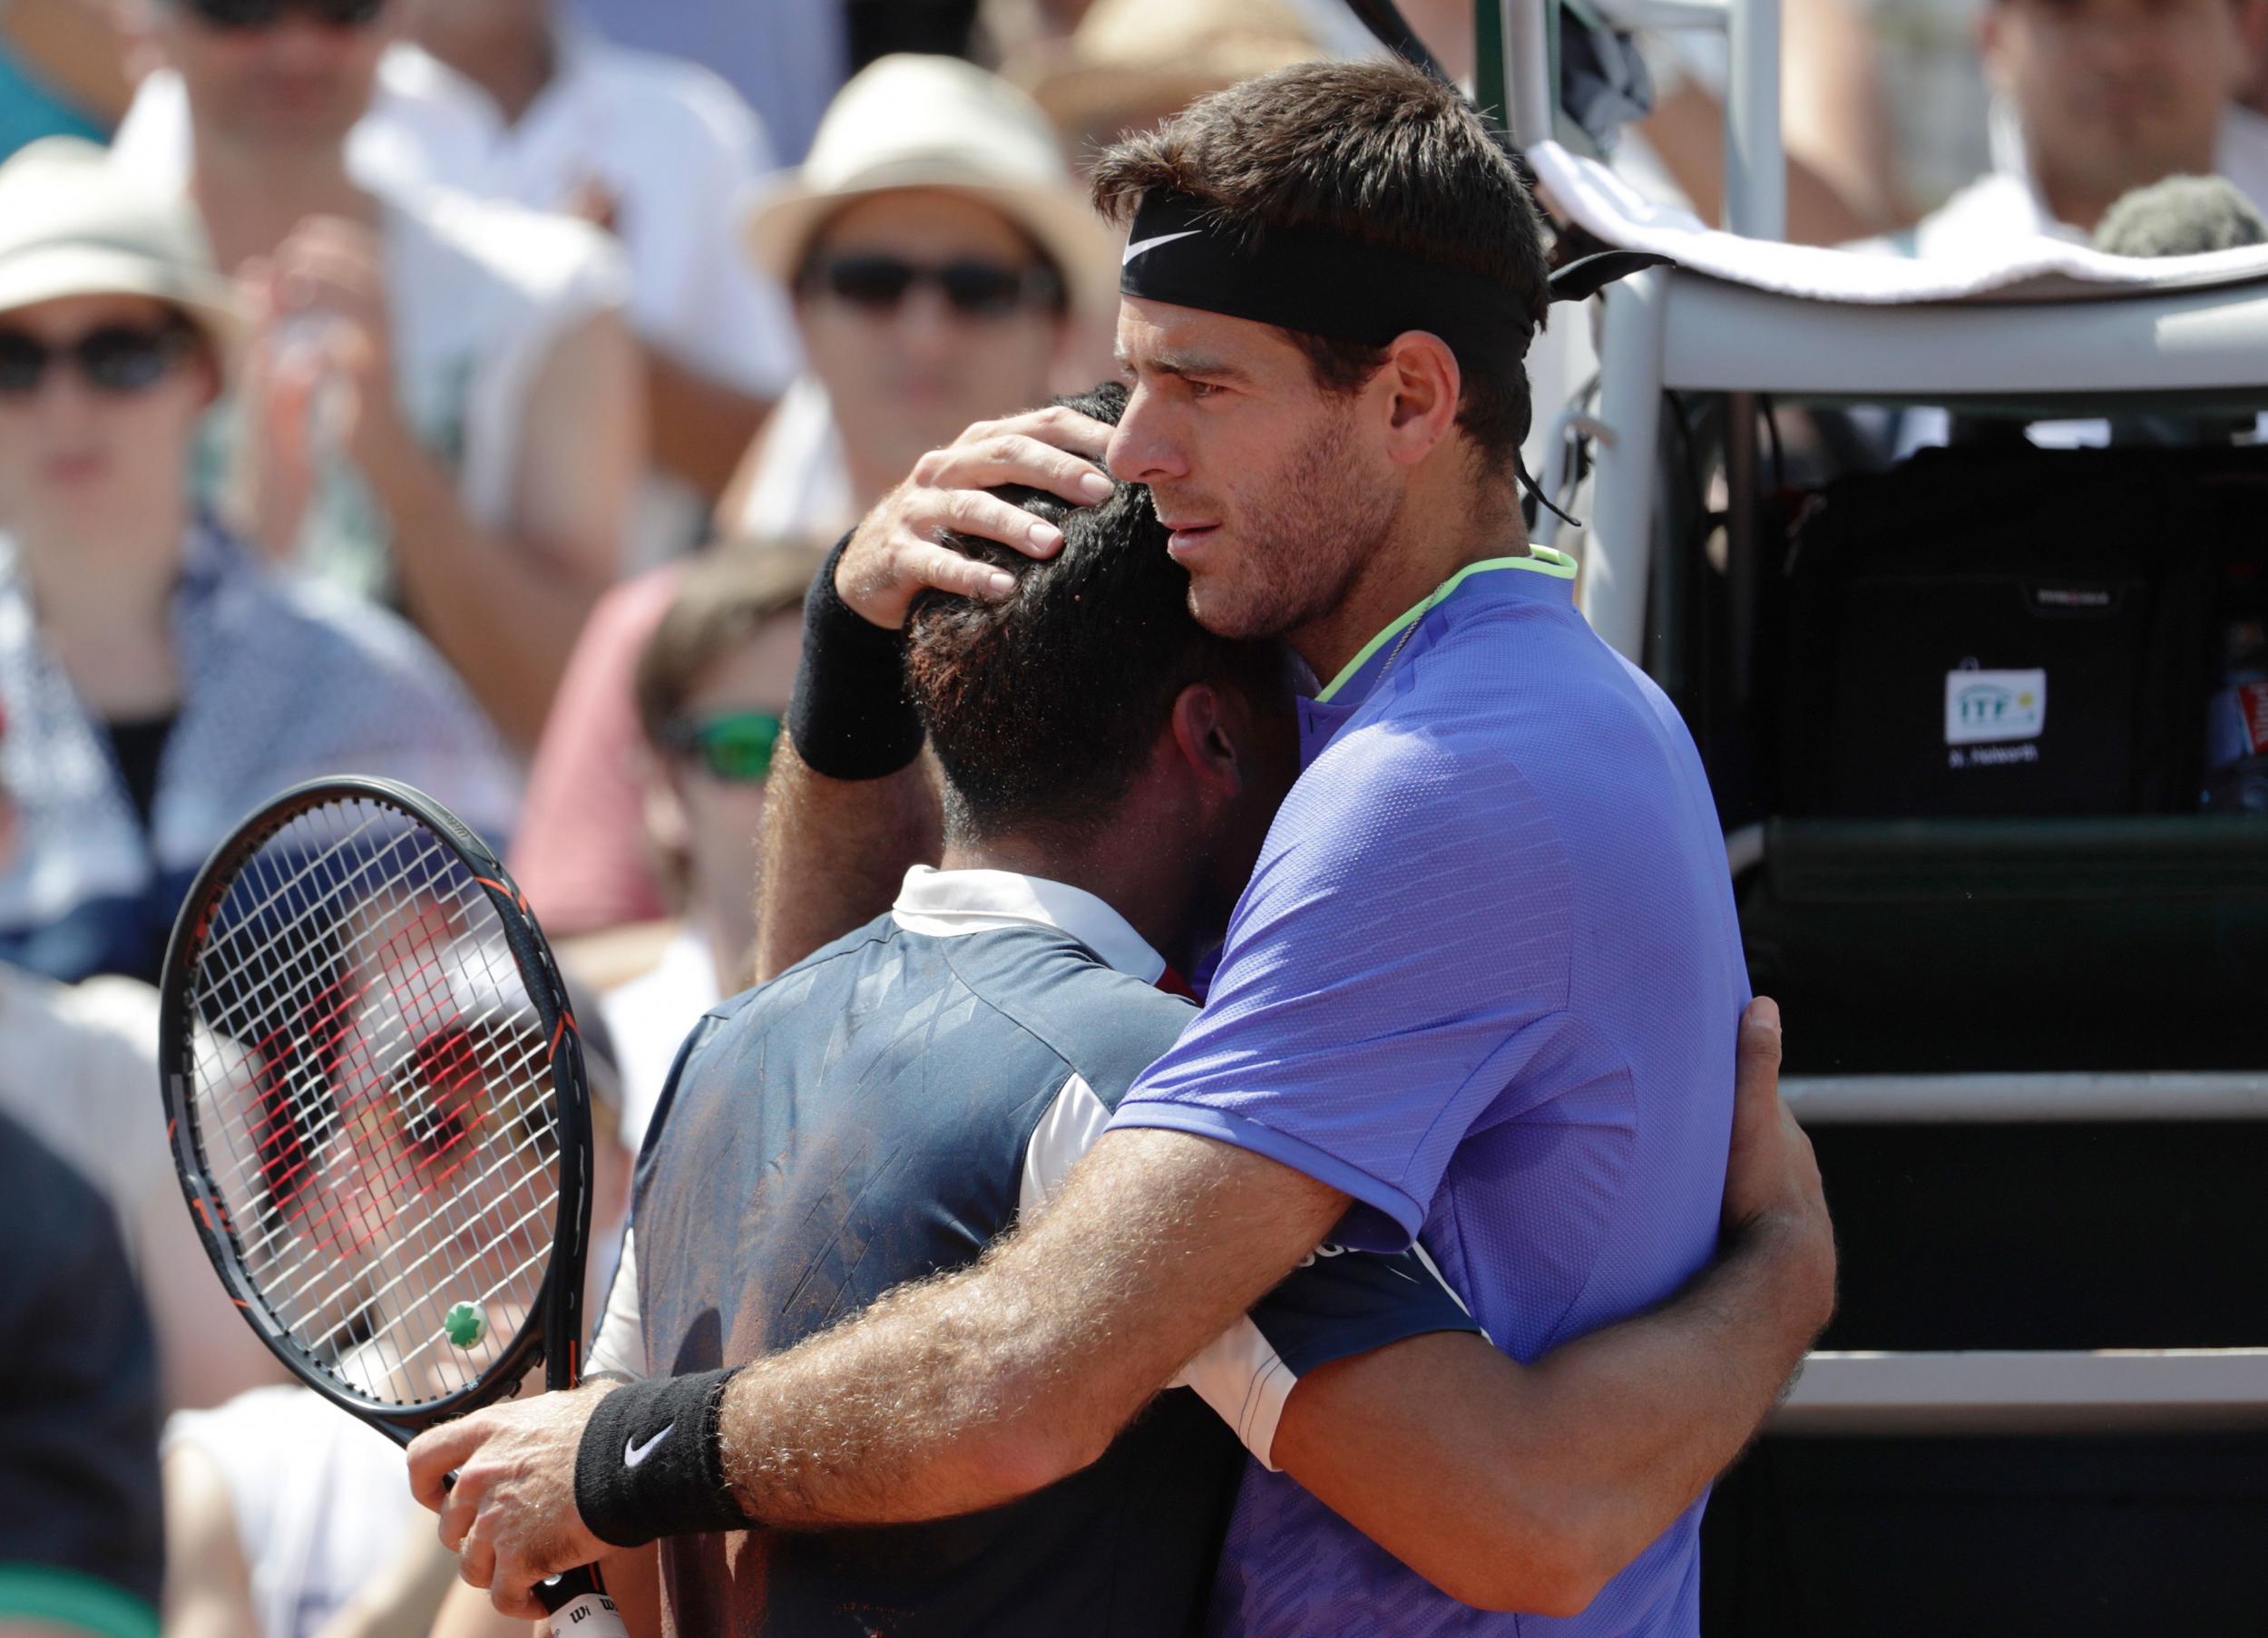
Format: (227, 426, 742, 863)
(658, 710, 783, 783)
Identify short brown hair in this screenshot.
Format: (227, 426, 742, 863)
(634, 547, 824, 748)
(1089, 58, 1551, 472)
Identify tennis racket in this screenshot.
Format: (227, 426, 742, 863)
(158, 776, 627, 1638)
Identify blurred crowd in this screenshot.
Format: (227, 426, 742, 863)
(3, 0, 2267, 1633)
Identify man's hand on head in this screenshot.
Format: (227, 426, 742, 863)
(837, 404, 1119, 629)
(407, 1382, 615, 1622)
(1718, 998, 1836, 1335)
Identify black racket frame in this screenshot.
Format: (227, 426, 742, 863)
(157, 775, 601, 1445)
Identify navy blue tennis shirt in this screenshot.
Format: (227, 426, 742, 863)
(1113, 551, 1750, 1636)
(615, 869, 1481, 1637)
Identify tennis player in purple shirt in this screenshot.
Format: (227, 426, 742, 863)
(415, 58, 1836, 1635)
(1119, 541, 1754, 1633)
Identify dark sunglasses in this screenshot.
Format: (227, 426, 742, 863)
(657, 710, 783, 784)
(0, 320, 195, 399)
(179, 0, 386, 29)
(803, 253, 1063, 319)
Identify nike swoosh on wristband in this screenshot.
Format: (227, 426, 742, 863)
(1122, 229, 1201, 266)
(624, 1423, 674, 1469)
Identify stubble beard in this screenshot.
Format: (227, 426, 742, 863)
(1183, 405, 1399, 643)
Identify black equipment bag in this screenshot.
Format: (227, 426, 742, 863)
(1774, 444, 2263, 818)
(1746, 444, 2268, 1075)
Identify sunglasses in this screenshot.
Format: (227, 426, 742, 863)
(178, 0, 386, 29)
(658, 710, 783, 784)
(804, 254, 1063, 319)
(0, 320, 195, 399)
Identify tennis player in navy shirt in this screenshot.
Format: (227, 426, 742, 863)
(417, 60, 1837, 1636)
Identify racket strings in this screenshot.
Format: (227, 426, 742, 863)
(180, 796, 565, 1409)
(198, 860, 555, 1392)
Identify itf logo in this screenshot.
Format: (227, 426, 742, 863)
(1945, 667, 2048, 746)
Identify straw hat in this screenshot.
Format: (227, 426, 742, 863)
(0, 137, 243, 359)
(1008, 0, 1324, 150)
(747, 54, 1114, 296)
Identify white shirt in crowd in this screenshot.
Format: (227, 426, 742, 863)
(596, 922, 721, 1156)
(114, 36, 798, 562)
(0, 964, 170, 1249)
(114, 69, 631, 597)
(1913, 97, 2268, 256)
(111, 46, 487, 201)
(343, 34, 799, 408)
(113, 39, 794, 401)
(726, 374, 855, 544)
(165, 1386, 412, 1638)
(1883, 99, 2268, 453)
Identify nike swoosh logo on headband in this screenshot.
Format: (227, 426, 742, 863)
(1122, 229, 1201, 266)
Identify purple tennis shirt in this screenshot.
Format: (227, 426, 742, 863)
(1110, 551, 1748, 1636)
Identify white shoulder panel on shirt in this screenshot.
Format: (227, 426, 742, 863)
(1020, 1073, 1298, 1469)
(1018, 1073, 1114, 1219)
(588, 1224, 648, 1384)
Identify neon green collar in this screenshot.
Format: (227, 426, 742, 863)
(1313, 549, 1577, 704)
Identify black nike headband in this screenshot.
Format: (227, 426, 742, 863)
(1118, 189, 1671, 522)
(1118, 189, 1670, 376)
(1119, 189, 1541, 373)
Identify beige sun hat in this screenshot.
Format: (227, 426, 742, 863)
(747, 54, 1115, 298)
(0, 137, 244, 359)
(1008, 0, 1325, 152)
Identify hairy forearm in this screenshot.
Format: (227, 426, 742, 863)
(716, 1129, 1344, 1527)
(717, 1241, 1106, 1527)
(751, 738, 941, 982)
(1275, 1204, 1831, 1614)
(360, 427, 607, 751)
(1524, 1206, 1834, 1567)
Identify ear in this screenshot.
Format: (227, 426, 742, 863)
(1165, 681, 1244, 805)
(1377, 330, 1463, 471)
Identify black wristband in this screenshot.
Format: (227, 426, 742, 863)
(787, 531, 926, 781)
(574, 1368, 746, 1548)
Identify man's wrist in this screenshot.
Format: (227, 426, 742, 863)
(787, 531, 926, 781)
(572, 1368, 748, 1547)
(1726, 1203, 1838, 1345)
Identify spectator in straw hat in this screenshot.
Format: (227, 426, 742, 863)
(509, 57, 1106, 943)
(719, 54, 1113, 545)
(0, 137, 513, 989)
(1006, 0, 1323, 162)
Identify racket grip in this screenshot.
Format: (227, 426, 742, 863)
(536, 1566, 629, 1637)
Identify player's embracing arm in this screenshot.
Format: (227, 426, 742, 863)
(743, 1009, 1827, 1623)
(414, 996, 1830, 1620)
